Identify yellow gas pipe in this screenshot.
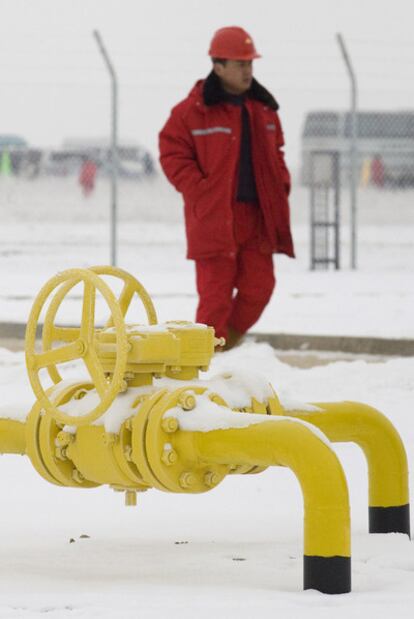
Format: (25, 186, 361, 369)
(0, 266, 410, 595)
(283, 402, 410, 534)
(176, 419, 351, 587)
(0, 419, 26, 454)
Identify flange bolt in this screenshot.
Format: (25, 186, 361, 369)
(56, 431, 74, 447)
(179, 472, 196, 489)
(178, 392, 196, 411)
(161, 417, 179, 433)
(204, 471, 220, 487)
(72, 469, 85, 484)
(161, 448, 178, 466)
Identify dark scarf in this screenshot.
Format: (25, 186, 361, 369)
(202, 70, 279, 110)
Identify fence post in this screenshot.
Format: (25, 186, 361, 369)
(93, 30, 118, 267)
(336, 33, 358, 270)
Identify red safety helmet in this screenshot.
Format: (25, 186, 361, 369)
(208, 26, 261, 61)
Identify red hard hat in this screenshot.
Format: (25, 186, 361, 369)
(208, 26, 261, 61)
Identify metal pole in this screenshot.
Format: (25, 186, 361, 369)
(333, 151, 340, 270)
(310, 152, 316, 270)
(93, 30, 118, 266)
(336, 33, 358, 269)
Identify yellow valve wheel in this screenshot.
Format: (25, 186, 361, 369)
(25, 268, 129, 427)
(90, 265, 157, 328)
(42, 265, 158, 384)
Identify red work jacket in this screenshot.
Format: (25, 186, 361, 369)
(159, 77, 294, 260)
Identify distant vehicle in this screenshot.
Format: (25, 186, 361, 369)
(40, 139, 156, 180)
(41, 149, 87, 177)
(301, 111, 414, 188)
(0, 134, 27, 149)
(0, 134, 42, 178)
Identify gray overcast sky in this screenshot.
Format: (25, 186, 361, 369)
(1, 0, 413, 168)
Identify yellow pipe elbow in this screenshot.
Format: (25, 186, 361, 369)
(0, 419, 26, 455)
(287, 401, 409, 507)
(284, 401, 410, 536)
(183, 419, 351, 560)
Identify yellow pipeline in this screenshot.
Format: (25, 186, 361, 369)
(0, 264, 408, 595)
(0, 419, 26, 455)
(282, 402, 409, 509)
(278, 401, 411, 537)
(177, 420, 350, 560)
(0, 396, 352, 592)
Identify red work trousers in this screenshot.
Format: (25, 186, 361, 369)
(195, 202, 275, 339)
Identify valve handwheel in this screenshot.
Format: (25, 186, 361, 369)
(90, 265, 157, 328)
(41, 265, 158, 384)
(25, 267, 156, 427)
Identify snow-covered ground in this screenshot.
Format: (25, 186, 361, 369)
(0, 176, 413, 338)
(1, 342, 414, 617)
(0, 177, 414, 617)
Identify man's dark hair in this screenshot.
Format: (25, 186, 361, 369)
(211, 58, 227, 65)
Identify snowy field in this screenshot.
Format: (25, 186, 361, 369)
(0, 342, 414, 617)
(0, 176, 413, 338)
(0, 177, 414, 617)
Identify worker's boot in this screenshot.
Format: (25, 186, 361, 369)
(223, 327, 244, 351)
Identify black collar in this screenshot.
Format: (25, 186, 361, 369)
(202, 70, 279, 110)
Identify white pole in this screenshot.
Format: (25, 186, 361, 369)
(336, 33, 358, 270)
(93, 30, 118, 266)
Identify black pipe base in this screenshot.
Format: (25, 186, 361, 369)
(369, 504, 410, 537)
(304, 555, 351, 594)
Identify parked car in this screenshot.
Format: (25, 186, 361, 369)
(40, 149, 87, 177)
(40, 139, 156, 180)
(0, 134, 42, 178)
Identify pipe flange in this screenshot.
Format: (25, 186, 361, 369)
(26, 382, 99, 487)
(144, 387, 230, 493)
(112, 416, 152, 490)
(26, 399, 62, 486)
(131, 389, 172, 490)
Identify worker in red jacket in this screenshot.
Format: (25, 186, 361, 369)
(159, 26, 294, 349)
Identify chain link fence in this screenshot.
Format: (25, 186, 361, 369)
(1, 27, 414, 274)
(300, 110, 414, 189)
